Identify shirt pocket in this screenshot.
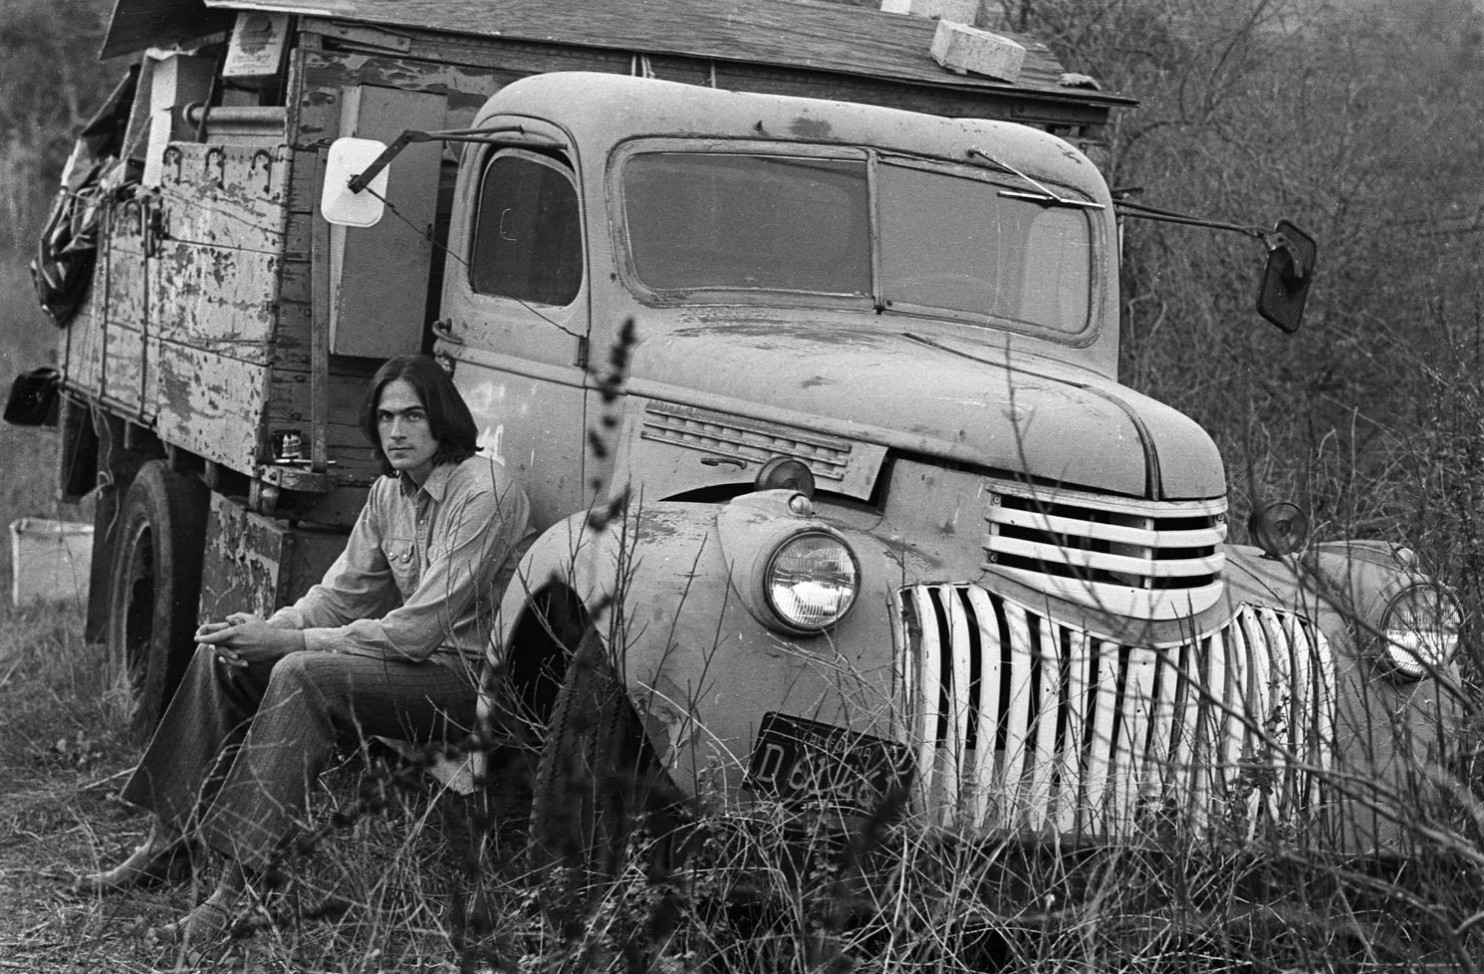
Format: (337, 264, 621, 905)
(381, 537, 420, 596)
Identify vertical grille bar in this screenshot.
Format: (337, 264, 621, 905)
(1245, 607, 1281, 827)
(1024, 615, 1061, 832)
(1181, 634, 1213, 833)
(1256, 607, 1295, 820)
(965, 586, 1004, 830)
(1082, 637, 1120, 831)
(1226, 615, 1261, 838)
(1289, 614, 1317, 811)
(1000, 601, 1035, 827)
(910, 587, 943, 819)
(1146, 642, 1181, 806)
(1317, 620, 1338, 816)
(945, 590, 973, 817)
(1210, 632, 1234, 819)
(1285, 608, 1311, 814)
(1171, 638, 1202, 830)
(1116, 645, 1157, 833)
(1051, 627, 1090, 833)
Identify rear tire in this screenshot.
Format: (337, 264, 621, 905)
(105, 460, 208, 735)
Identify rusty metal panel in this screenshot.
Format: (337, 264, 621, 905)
(199, 492, 348, 622)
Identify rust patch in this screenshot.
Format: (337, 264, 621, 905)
(788, 116, 834, 140)
(635, 506, 705, 543)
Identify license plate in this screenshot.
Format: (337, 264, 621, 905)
(745, 712, 914, 813)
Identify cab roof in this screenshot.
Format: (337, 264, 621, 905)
(480, 71, 1110, 200)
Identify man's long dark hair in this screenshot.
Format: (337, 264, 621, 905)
(360, 355, 479, 476)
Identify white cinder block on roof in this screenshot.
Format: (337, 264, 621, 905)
(930, 20, 1026, 82)
(881, 0, 979, 23)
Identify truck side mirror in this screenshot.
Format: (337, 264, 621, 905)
(1256, 220, 1317, 334)
(320, 137, 390, 227)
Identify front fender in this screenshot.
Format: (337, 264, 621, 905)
(494, 495, 906, 802)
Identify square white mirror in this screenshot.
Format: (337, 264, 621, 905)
(320, 137, 390, 227)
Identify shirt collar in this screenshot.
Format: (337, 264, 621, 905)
(398, 461, 454, 502)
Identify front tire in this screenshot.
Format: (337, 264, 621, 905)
(529, 630, 678, 900)
(105, 460, 208, 735)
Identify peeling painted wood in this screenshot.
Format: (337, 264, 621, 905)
(156, 143, 292, 251)
(60, 303, 107, 402)
(148, 240, 280, 364)
(153, 342, 268, 467)
(100, 322, 147, 420)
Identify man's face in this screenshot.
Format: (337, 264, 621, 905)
(377, 378, 439, 484)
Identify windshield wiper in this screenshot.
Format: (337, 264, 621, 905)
(967, 147, 1104, 210)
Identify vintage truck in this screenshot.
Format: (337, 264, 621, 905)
(10, 0, 1462, 865)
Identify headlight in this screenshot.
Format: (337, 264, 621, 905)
(1379, 583, 1461, 680)
(764, 531, 860, 631)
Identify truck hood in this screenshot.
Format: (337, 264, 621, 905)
(628, 319, 1224, 500)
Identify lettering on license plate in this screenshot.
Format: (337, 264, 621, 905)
(744, 712, 914, 812)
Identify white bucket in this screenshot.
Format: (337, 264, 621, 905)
(9, 518, 93, 608)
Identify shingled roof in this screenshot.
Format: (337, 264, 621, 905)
(102, 0, 1132, 110)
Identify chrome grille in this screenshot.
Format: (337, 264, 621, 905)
(983, 480, 1227, 620)
(898, 585, 1335, 838)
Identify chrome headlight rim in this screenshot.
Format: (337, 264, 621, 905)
(1376, 582, 1461, 681)
(761, 529, 861, 634)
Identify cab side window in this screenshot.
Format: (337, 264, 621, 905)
(469, 150, 582, 306)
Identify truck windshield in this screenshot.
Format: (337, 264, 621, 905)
(621, 150, 1094, 335)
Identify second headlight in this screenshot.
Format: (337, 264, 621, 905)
(1379, 583, 1462, 680)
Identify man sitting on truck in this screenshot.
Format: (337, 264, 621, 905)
(74, 354, 531, 953)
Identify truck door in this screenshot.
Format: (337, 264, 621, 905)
(440, 140, 590, 533)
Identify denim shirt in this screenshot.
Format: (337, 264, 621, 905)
(269, 454, 531, 668)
